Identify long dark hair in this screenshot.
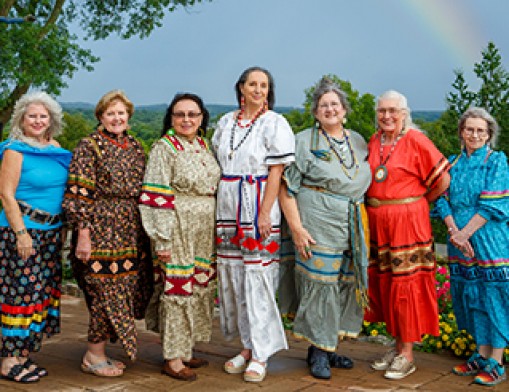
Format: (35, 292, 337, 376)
(234, 66, 275, 110)
(161, 93, 210, 137)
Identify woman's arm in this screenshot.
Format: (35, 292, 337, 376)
(0, 150, 35, 260)
(449, 213, 487, 257)
(279, 182, 315, 259)
(258, 164, 284, 240)
(426, 172, 450, 202)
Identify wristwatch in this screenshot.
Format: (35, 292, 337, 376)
(15, 228, 27, 236)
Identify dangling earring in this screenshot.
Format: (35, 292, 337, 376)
(342, 117, 347, 125)
(314, 120, 320, 130)
(198, 127, 205, 138)
(240, 96, 245, 111)
(264, 100, 268, 112)
(167, 128, 175, 136)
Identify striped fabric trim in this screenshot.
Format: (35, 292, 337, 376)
(139, 183, 175, 209)
(1, 293, 60, 338)
(91, 247, 138, 260)
(425, 157, 450, 188)
(162, 134, 184, 152)
(480, 190, 509, 199)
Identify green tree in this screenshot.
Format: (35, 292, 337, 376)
(430, 42, 509, 157)
(0, 0, 209, 132)
(284, 74, 376, 139)
(56, 111, 94, 151)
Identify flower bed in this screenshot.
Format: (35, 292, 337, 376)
(361, 264, 509, 362)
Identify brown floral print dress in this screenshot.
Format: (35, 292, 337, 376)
(62, 129, 153, 360)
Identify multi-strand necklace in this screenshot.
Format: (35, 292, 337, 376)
(374, 130, 405, 183)
(228, 106, 266, 160)
(320, 128, 359, 180)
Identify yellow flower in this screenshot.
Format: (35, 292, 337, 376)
(363, 321, 370, 327)
(436, 342, 442, 349)
(455, 349, 462, 356)
(371, 330, 378, 336)
(459, 343, 466, 350)
(448, 313, 455, 320)
(442, 334, 449, 341)
(470, 343, 477, 351)
(444, 325, 453, 334)
(451, 343, 457, 350)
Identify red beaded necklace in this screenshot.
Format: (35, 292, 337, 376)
(99, 130, 129, 149)
(236, 101, 267, 129)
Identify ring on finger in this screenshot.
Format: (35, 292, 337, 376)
(304, 246, 311, 252)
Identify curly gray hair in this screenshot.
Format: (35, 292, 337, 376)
(311, 77, 351, 115)
(458, 106, 499, 147)
(9, 91, 64, 146)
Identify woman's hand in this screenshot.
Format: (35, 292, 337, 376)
(76, 228, 92, 261)
(16, 232, 35, 260)
(156, 250, 171, 262)
(292, 226, 316, 260)
(449, 229, 475, 258)
(258, 211, 272, 240)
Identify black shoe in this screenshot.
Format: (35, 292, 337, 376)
(308, 346, 331, 380)
(328, 352, 354, 369)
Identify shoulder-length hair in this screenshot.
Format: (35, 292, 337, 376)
(161, 93, 209, 137)
(9, 91, 64, 143)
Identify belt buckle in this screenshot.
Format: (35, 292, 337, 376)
(30, 208, 50, 224)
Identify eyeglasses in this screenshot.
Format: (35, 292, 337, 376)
(172, 112, 202, 119)
(377, 107, 402, 116)
(463, 127, 488, 136)
(318, 102, 341, 111)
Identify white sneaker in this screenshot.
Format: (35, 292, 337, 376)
(371, 349, 397, 371)
(384, 354, 416, 380)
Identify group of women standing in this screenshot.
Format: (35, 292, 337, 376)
(0, 67, 507, 387)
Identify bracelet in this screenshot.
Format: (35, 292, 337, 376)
(15, 228, 27, 236)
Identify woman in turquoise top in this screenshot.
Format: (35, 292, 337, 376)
(435, 107, 509, 387)
(0, 92, 71, 384)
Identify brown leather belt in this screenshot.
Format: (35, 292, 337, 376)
(366, 195, 423, 207)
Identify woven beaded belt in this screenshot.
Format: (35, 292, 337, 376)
(18, 200, 63, 225)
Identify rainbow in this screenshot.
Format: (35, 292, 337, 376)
(396, 0, 486, 68)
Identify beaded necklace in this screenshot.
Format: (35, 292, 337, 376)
(99, 130, 129, 149)
(320, 128, 359, 180)
(228, 109, 266, 160)
(236, 102, 267, 129)
(373, 130, 405, 183)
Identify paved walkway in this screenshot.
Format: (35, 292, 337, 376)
(1, 295, 504, 391)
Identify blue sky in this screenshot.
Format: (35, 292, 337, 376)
(59, 0, 509, 110)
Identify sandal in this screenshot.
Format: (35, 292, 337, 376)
(243, 360, 267, 383)
(1, 363, 39, 383)
(224, 354, 248, 374)
(81, 359, 124, 377)
(107, 357, 126, 370)
(23, 358, 48, 377)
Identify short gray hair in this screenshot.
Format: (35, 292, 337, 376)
(311, 77, 351, 115)
(9, 91, 64, 143)
(458, 106, 499, 147)
(376, 90, 415, 131)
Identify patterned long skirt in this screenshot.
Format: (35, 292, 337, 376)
(0, 227, 62, 357)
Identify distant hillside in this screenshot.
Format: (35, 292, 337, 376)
(413, 110, 442, 122)
(61, 102, 300, 119)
